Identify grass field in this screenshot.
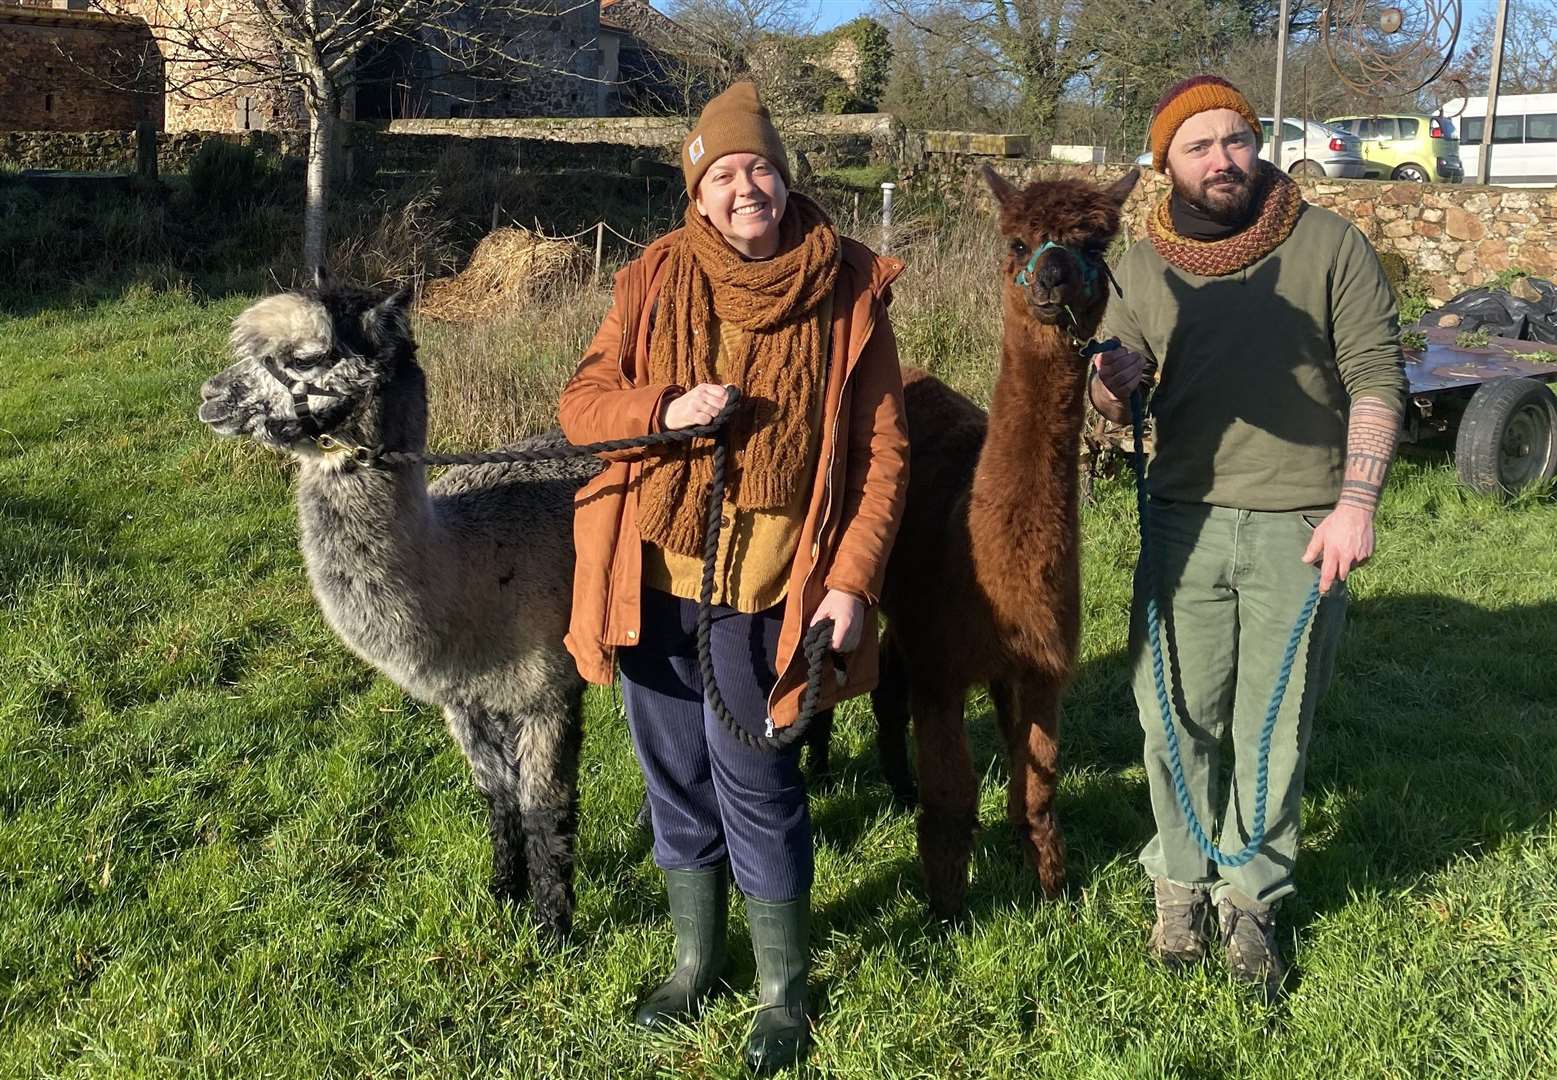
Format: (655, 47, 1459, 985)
(3, 267, 1556, 1079)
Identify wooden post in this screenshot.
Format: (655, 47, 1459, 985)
(135, 120, 157, 179)
(594, 221, 605, 280)
(1271, 0, 1290, 165)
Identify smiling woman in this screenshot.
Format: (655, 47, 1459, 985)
(556, 81, 909, 1074)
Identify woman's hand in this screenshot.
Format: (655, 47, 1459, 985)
(810, 588, 866, 653)
(662, 383, 733, 430)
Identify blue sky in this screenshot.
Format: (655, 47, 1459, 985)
(805, 0, 875, 31)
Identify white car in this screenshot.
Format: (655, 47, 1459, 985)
(1133, 117, 1368, 179)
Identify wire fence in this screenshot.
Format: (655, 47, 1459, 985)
(501, 181, 900, 278)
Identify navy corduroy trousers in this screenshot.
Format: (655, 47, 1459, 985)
(619, 588, 813, 903)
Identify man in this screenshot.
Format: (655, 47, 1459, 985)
(1093, 75, 1407, 998)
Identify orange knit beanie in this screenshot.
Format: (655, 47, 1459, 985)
(1148, 75, 1262, 172)
(682, 82, 792, 197)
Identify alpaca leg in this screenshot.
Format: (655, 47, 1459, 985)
(444, 704, 526, 903)
(513, 695, 585, 945)
(912, 688, 978, 918)
(872, 630, 918, 807)
(989, 679, 1021, 828)
(1005, 674, 1066, 898)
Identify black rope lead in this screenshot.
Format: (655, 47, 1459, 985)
(311, 386, 836, 754)
(694, 407, 838, 753)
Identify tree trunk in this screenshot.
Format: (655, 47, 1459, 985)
(304, 85, 339, 272)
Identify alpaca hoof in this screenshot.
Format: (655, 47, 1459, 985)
(889, 781, 919, 810)
(490, 876, 527, 907)
(924, 874, 970, 923)
(534, 907, 573, 949)
(1037, 855, 1067, 900)
(927, 896, 968, 925)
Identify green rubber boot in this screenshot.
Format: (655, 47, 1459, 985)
(633, 866, 728, 1029)
(743, 895, 811, 1075)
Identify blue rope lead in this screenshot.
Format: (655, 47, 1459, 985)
(1128, 390, 1321, 868)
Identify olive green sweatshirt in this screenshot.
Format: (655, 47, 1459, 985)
(1103, 203, 1408, 512)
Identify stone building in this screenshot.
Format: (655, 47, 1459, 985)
(1, 0, 606, 132)
(0, 1, 162, 131)
(597, 0, 698, 115)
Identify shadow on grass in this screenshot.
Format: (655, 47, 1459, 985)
(802, 592, 1557, 941)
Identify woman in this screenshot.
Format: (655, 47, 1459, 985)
(558, 83, 908, 1073)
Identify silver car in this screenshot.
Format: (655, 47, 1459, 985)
(1131, 118, 1368, 178)
(1259, 117, 1368, 177)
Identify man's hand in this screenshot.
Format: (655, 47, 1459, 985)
(1092, 347, 1149, 403)
(810, 588, 866, 653)
(1301, 504, 1375, 594)
(1090, 348, 1149, 424)
(662, 383, 733, 430)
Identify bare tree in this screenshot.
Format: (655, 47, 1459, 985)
(92, 0, 601, 267)
(878, 5, 1014, 130)
(877, 0, 1102, 139)
(664, 0, 814, 82)
(1462, 0, 1557, 96)
(656, 0, 820, 115)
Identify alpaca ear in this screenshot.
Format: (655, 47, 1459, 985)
(363, 287, 412, 343)
(981, 163, 1017, 208)
(1104, 169, 1141, 208)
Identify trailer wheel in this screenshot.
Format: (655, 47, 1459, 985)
(1455, 377, 1557, 495)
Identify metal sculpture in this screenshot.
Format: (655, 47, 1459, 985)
(1322, 0, 1464, 99)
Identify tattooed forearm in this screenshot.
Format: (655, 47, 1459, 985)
(1338, 398, 1401, 512)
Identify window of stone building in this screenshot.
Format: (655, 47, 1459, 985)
(44, 94, 54, 114)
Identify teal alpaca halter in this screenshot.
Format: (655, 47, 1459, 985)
(1014, 240, 1117, 297)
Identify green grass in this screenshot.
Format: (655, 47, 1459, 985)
(3, 285, 1557, 1078)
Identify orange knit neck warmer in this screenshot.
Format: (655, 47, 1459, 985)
(638, 193, 840, 557)
(1147, 164, 1303, 277)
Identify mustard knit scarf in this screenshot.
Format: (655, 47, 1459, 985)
(637, 193, 840, 557)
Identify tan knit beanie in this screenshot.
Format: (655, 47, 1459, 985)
(682, 82, 792, 197)
(1147, 75, 1262, 172)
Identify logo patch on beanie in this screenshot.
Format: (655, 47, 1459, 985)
(688, 136, 705, 165)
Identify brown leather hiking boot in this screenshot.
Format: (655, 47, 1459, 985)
(1217, 892, 1284, 1001)
(1147, 877, 1212, 969)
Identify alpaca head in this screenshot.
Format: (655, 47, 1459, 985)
(981, 166, 1140, 340)
(199, 269, 422, 456)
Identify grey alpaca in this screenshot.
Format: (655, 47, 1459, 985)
(197, 272, 598, 943)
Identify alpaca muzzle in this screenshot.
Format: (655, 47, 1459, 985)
(1013, 241, 1122, 328)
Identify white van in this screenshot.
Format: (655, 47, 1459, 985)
(1443, 93, 1557, 186)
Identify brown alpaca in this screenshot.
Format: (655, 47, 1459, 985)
(874, 166, 1139, 918)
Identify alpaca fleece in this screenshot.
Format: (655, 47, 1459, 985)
(636, 193, 839, 557)
(202, 278, 596, 944)
(1147, 163, 1302, 277)
(874, 170, 1137, 917)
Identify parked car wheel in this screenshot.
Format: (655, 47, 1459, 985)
(1455, 377, 1557, 494)
(1392, 162, 1431, 182)
(1289, 159, 1326, 177)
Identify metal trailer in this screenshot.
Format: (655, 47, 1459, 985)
(1404, 327, 1557, 494)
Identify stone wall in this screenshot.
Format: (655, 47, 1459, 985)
(1, 127, 306, 172)
(384, 112, 910, 172)
(0, 6, 162, 131)
(924, 158, 1557, 300)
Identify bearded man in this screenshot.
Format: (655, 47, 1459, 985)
(1092, 75, 1407, 999)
